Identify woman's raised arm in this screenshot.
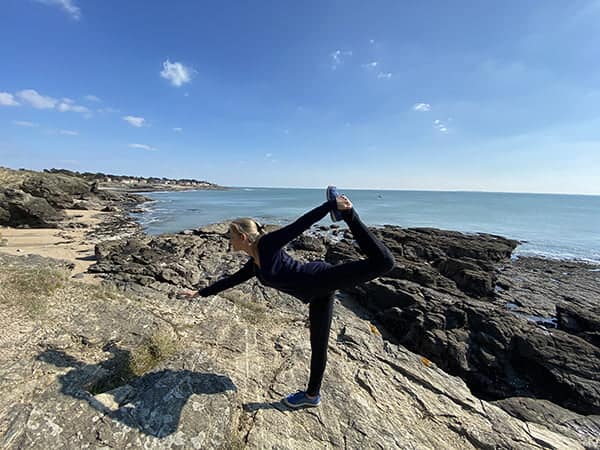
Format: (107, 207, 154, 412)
(260, 200, 336, 250)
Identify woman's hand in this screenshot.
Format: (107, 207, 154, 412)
(176, 288, 199, 300)
(336, 194, 353, 211)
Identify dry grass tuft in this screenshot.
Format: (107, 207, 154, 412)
(87, 330, 179, 395)
(130, 331, 178, 376)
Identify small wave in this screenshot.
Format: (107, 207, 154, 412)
(514, 248, 600, 265)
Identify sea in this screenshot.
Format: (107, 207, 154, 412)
(131, 188, 600, 264)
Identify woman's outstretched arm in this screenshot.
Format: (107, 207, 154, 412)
(197, 260, 255, 297)
(260, 200, 337, 250)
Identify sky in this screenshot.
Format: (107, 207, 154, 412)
(1, 0, 599, 194)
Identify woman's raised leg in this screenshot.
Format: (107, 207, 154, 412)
(312, 208, 395, 292)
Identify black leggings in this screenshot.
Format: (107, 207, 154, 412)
(306, 209, 394, 396)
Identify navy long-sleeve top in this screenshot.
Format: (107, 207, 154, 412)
(199, 200, 337, 302)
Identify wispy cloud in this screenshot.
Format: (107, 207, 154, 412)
(17, 89, 57, 109)
(172, 127, 183, 132)
(433, 119, 449, 133)
(84, 94, 101, 102)
(59, 129, 78, 136)
(361, 61, 378, 69)
(12, 120, 37, 127)
(377, 72, 392, 79)
(35, 0, 81, 20)
(331, 49, 352, 70)
(128, 143, 156, 151)
(0, 92, 19, 106)
(97, 107, 119, 114)
(160, 59, 194, 87)
(57, 98, 90, 115)
(413, 103, 431, 112)
(122, 115, 146, 127)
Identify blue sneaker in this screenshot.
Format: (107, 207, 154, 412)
(283, 390, 321, 409)
(326, 185, 343, 222)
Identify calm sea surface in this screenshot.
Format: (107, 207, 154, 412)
(131, 188, 600, 264)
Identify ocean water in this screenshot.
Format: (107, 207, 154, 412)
(131, 188, 600, 264)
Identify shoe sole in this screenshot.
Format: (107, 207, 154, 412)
(283, 398, 321, 409)
(326, 186, 343, 222)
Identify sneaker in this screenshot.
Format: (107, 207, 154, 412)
(283, 390, 321, 409)
(326, 185, 343, 222)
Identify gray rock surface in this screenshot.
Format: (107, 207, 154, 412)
(21, 173, 90, 209)
(0, 253, 584, 449)
(0, 188, 66, 227)
(492, 397, 600, 450)
(327, 227, 600, 417)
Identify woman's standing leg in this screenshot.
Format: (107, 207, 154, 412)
(306, 292, 335, 396)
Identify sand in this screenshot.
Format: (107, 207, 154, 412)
(0, 209, 109, 284)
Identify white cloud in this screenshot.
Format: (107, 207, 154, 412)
(57, 98, 90, 114)
(265, 153, 273, 158)
(0, 92, 19, 106)
(59, 129, 78, 135)
(369, 39, 375, 44)
(433, 119, 449, 133)
(413, 103, 431, 112)
(331, 49, 353, 70)
(36, 0, 81, 20)
(361, 61, 378, 69)
(122, 115, 146, 127)
(17, 89, 57, 109)
(160, 59, 194, 87)
(377, 72, 392, 79)
(84, 94, 101, 102)
(128, 143, 156, 151)
(172, 127, 183, 132)
(12, 120, 37, 127)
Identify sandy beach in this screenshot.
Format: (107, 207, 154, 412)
(0, 209, 109, 284)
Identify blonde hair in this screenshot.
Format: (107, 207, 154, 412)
(229, 218, 266, 244)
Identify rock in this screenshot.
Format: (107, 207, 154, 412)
(288, 235, 325, 252)
(0, 252, 586, 449)
(557, 303, 600, 346)
(0, 188, 66, 227)
(511, 327, 600, 415)
(493, 397, 600, 450)
(21, 173, 90, 209)
(72, 199, 104, 211)
(85, 219, 600, 440)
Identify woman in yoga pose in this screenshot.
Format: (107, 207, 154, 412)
(187, 187, 394, 408)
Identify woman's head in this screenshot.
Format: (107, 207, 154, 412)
(228, 218, 265, 252)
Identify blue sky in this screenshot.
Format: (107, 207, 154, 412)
(1, 0, 599, 193)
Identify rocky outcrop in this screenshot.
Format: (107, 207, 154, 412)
(0, 253, 585, 449)
(329, 226, 600, 417)
(0, 188, 66, 227)
(21, 173, 91, 209)
(87, 219, 600, 441)
(0, 168, 149, 227)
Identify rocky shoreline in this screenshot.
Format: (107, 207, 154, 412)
(1, 167, 599, 448)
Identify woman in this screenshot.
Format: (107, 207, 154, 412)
(186, 187, 395, 409)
